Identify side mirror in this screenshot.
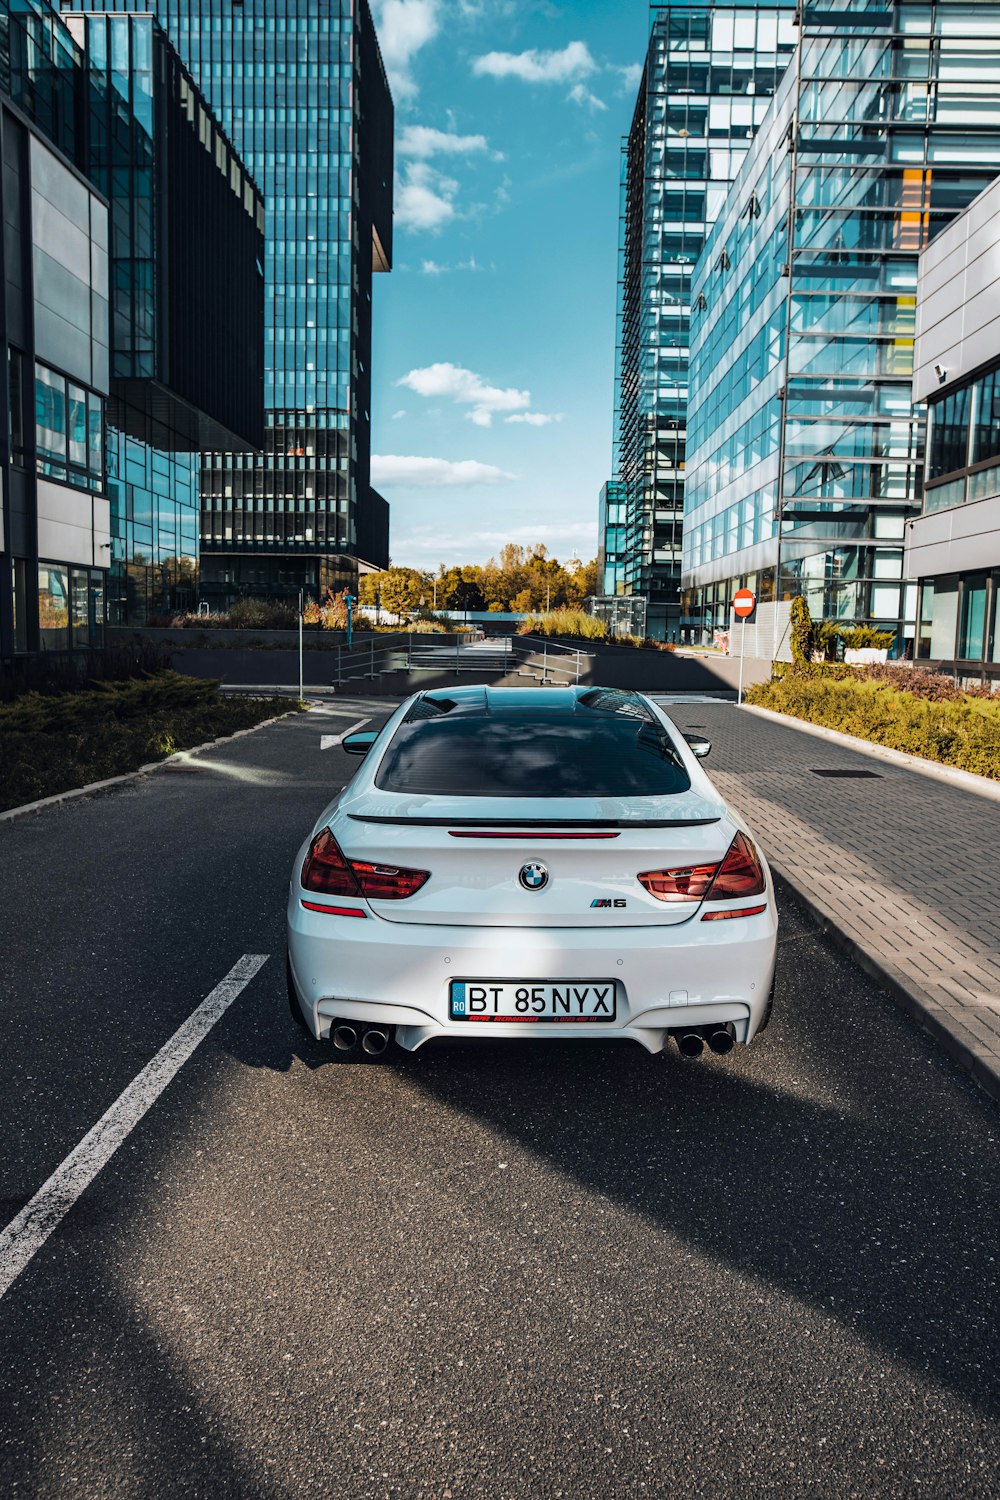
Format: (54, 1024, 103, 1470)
(342, 730, 379, 757)
(683, 733, 711, 760)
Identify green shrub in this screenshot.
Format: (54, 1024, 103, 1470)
(0, 672, 292, 812)
(814, 620, 842, 662)
(745, 670, 1000, 779)
(223, 597, 299, 630)
(842, 625, 896, 651)
(789, 596, 814, 663)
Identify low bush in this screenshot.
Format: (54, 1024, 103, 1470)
(746, 667, 1000, 779)
(771, 660, 995, 701)
(519, 610, 610, 641)
(841, 625, 896, 652)
(0, 672, 292, 812)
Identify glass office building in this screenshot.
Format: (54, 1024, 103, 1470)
(597, 480, 627, 596)
(64, 10, 265, 625)
(1, 0, 263, 666)
(684, 0, 1000, 650)
(906, 171, 1000, 679)
(69, 0, 394, 604)
(613, 0, 797, 639)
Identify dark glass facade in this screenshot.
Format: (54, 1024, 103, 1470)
(613, 1, 797, 640)
(70, 0, 395, 602)
(597, 479, 627, 596)
(684, 0, 1000, 651)
(1, 0, 264, 666)
(64, 9, 266, 625)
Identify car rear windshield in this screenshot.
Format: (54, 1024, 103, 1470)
(374, 709, 691, 798)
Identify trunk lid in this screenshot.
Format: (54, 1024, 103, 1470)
(332, 789, 733, 928)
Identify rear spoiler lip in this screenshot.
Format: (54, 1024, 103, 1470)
(346, 814, 723, 829)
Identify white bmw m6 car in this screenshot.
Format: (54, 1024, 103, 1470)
(286, 685, 777, 1061)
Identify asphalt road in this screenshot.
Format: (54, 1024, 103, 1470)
(0, 694, 998, 1498)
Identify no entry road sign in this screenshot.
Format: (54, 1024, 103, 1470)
(733, 588, 756, 618)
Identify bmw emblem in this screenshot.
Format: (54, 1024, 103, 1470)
(519, 861, 549, 892)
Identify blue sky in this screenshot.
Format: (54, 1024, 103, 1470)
(369, 0, 649, 572)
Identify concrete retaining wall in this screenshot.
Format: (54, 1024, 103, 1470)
(163, 638, 774, 696)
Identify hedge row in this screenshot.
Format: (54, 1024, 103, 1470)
(0, 673, 292, 812)
(745, 669, 1000, 780)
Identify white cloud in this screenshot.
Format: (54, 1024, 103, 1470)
(616, 61, 644, 91)
(396, 162, 459, 231)
(419, 254, 489, 275)
(472, 40, 596, 85)
(504, 412, 563, 427)
(374, 0, 440, 101)
(371, 455, 517, 488)
(568, 82, 606, 112)
(391, 409, 408, 420)
(398, 361, 531, 426)
(398, 124, 492, 158)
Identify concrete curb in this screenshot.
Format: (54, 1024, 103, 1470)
(770, 867, 1000, 1105)
(741, 702, 1000, 803)
(0, 708, 297, 826)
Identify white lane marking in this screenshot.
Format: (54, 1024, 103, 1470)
(0, 953, 270, 1302)
(320, 716, 370, 751)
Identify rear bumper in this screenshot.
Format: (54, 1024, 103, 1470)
(287, 893, 778, 1052)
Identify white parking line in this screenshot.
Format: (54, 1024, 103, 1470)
(0, 953, 270, 1302)
(320, 716, 370, 750)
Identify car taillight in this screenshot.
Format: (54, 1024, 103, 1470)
(706, 832, 765, 900)
(349, 861, 430, 900)
(638, 861, 720, 902)
(300, 830, 429, 901)
(638, 833, 765, 904)
(301, 829, 359, 896)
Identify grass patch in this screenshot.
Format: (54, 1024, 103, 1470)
(0, 672, 294, 812)
(745, 666, 1000, 779)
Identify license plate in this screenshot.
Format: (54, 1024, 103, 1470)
(449, 980, 617, 1022)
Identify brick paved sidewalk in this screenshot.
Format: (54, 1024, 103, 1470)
(657, 696, 1000, 1101)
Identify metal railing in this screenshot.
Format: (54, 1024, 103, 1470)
(330, 634, 593, 687)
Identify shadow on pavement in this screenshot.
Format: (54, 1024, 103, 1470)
(214, 899, 1000, 1414)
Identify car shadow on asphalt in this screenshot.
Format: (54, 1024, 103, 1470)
(218, 900, 1000, 1414)
(393, 1039, 998, 1416)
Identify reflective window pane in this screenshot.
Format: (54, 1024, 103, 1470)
(38, 563, 70, 651)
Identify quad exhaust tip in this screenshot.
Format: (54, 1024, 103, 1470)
(675, 1024, 735, 1058)
(676, 1031, 704, 1059)
(331, 1022, 393, 1057)
(361, 1027, 389, 1057)
(708, 1026, 735, 1056)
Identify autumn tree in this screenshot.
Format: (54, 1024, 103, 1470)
(363, 547, 599, 617)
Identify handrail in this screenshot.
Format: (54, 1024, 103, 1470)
(330, 633, 595, 687)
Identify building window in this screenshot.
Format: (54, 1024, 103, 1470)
(38, 563, 70, 651)
(958, 573, 988, 661)
(34, 362, 105, 492)
(972, 368, 1000, 466)
(927, 383, 971, 480)
(37, 562, 105, 652)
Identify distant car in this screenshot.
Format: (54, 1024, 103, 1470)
(286, 686, 777, 1061)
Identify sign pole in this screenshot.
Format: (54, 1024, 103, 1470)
(738, 615, 746, 706)
(298, 589, 304, 703)
(732, 588, 756, 704)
